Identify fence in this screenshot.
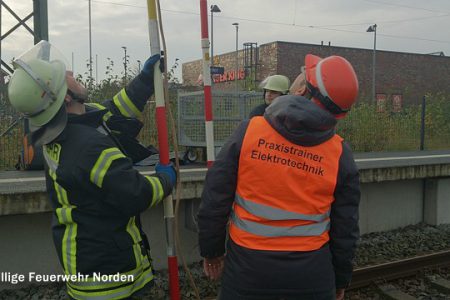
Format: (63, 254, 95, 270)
(337, 94, 450, 152)
(177, 91, 263, 147)
(1, 92, 450, 171)
(0, 99, 23, 170)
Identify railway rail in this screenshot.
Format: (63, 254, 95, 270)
(350, 249, 450, 290)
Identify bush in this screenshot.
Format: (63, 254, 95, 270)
(337, 95, 450, 152)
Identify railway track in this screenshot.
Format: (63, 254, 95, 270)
(350, 249, 450, 290)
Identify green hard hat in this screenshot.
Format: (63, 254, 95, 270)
(8, 58, 67, 127)
(262, 75, 290, 94)
(8, 41, 68, 145)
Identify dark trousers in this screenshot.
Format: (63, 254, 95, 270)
(68, 280, 152, 300)
(218, 282, 336, 300)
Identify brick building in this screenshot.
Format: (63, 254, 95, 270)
(182, 41, 450, 106)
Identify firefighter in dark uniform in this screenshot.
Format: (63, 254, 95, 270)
(7, 41, 176, 300)
(198, 54, 361, 300)
(248, 74, 290, 118)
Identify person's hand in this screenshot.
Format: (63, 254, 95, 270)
(203, 256, 224, 281)
(336, 288, 345, 300)
(155, 162, 177, 186)
(141, 54, 164, 78)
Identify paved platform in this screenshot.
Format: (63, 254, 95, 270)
(1, 150, 449, 195)
(0, 150, 449, 288)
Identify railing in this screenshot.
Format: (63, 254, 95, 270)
(1, 91, 449, 171)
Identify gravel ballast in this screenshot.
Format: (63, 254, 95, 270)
(0, 223, 449, 300)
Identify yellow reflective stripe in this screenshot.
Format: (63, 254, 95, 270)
(53, 181, 69, 206)
(69, 225, 78, 275)
(50, 169, 75, 276)
(58, 205, 77, 275)
(56, 206, 76, 224)
(43, 152, 58, 174)
(49, 175, 69, 209)
(103, 111, 113, 122)
(86, 102, 106, 110)
(67, 266, 154, 299)
(113, 89, 142, 118)
(145, 176, 164, 207)
(126, 217, 143, 268)
(43, 145, 69, 206)
(43, 144, 77, 275)
(132, 244, 143, 270)
(85, 103, 112, 122)
(66, 208, 77, 276)
(90, 148, 125, 188)
(126, 217, 140, 243)
(43, 144, 61, 173)
(59, 207, 77, 275)
(56, 208, 64, 224)
(61, 222, 70, 274)
(50, 173, 66, 206)
(67, 257, 151, 290)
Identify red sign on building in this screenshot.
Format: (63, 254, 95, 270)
(213, 69, 246, 83)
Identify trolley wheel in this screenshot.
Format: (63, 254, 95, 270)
(185, 148, 198, 162)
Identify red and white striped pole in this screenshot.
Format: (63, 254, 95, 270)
(200, 0, 215, 168)
(146, 1, 180, 299)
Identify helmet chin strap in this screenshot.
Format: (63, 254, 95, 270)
(67, 89, 87, 104)
(306, 81, 349, 115)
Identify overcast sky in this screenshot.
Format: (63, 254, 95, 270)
(2, 0, 450, 82)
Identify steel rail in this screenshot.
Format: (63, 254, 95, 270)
(350, 249, 450, 290)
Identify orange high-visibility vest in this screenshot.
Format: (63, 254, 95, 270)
(229, 116, 343, 251)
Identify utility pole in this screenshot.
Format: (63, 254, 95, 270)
(210, 4, 221, 67)
(137, 60, 141, 73)
(95, 54, 98, 82)
(210, 4, 221, 87)
(232, 22, 239, 95)
(122, 46, 127, 84)
(33, 0, 49, 43)
(0, 1, 49, 73)
(88, 0, 93, 88)
(366, 24, 377, 102)
(1, 2, 3, 76)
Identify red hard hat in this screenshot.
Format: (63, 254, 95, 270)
(305, 54, 359, 116)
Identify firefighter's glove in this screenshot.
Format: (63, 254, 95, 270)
(140, 54, 165, 83)
(155, 163, 177, 187)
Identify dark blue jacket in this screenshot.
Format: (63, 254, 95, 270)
(198, 95, 360, 295)
(43, 74, 172, 299)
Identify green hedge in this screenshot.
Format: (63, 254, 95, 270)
(337, 93, 450, 152)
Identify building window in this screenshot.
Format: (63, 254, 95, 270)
(392, 94, 403, 112)
(376, 93, 387, 113)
